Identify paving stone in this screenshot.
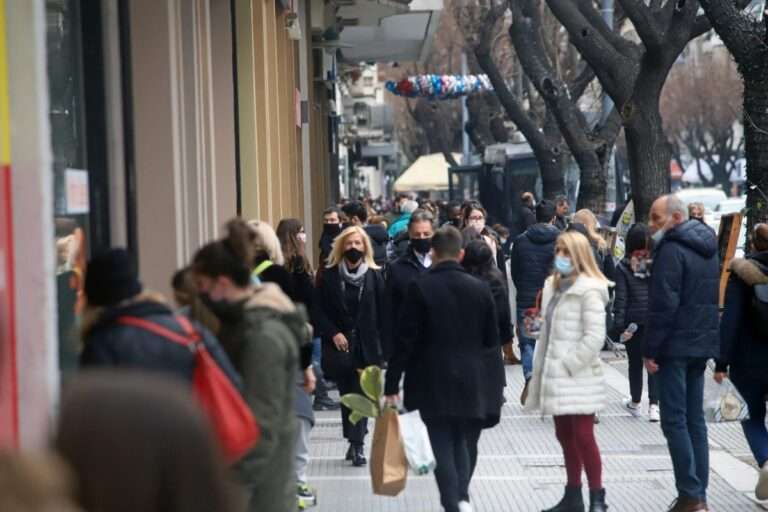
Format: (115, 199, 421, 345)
(306, 359, 764, 511)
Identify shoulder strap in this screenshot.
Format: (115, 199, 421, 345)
(253, 260, 274, 277)
(117, 316, 198, 347)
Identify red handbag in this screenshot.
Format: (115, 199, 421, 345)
(117, 315, 260, 463)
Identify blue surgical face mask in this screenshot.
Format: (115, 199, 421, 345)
(554, 255, 574, 276)
(651, 229, 665, 245)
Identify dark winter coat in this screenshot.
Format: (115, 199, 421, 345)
(510, 223, 560, 309)
(383, 247, 430, 361)
(716, 253, 768, 379)
(215, 284, 302, 512)
(312, 265, 386, 380)
(645, 220, 720, 360)
(80, 294, 240, 388)
(611, 259, 650, 340)
(365, 224, 389, 266)
(477, 268, 513, 344)
(518, 205, 536, 234)
(555, 215, 568, 231)
(384, 261, 504, 427)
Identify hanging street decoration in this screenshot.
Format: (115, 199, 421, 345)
(385, 74, 493, 100)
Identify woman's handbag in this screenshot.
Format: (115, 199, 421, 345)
(522, 290, 543, 339)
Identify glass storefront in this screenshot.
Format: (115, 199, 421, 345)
(47, 0, 91, 378)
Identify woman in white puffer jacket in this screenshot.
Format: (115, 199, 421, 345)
(525, 231, 611, 512)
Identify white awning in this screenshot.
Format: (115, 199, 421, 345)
(340, 0, 443, 63)
(393, 153, 459, 192)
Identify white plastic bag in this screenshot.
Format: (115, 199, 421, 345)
(398, 410, 436, 475)
(704, 379, 750, 423)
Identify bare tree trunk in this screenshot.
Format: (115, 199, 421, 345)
(623, 95, 670, 222)
(744, 76, 768, 226)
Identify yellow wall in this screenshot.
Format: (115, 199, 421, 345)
(235, 0, 304, 226)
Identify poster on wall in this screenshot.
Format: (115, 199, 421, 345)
(65, 168, 89, 215)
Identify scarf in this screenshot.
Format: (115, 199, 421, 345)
(339, 260, 368, 288)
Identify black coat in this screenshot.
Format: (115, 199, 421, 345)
(383, 247, 430, 361)
(257, 262, 313, 369)
(510, 223, 560, 309)
(717, 253, 768, 379)
(645, 220, 720, 360)
(81, 299, 241, 388)
(475, 268, 513, 344)
(518, 205, 536, 235)
(384, 261, 504, 426)
(312, 266, 386, 380)
(365, 224, 389, 267)
(611, 260, 650, 340)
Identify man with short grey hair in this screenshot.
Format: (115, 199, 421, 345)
(645, 194, 719, 512)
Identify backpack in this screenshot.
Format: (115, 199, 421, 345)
(117, 315, 260, 463)
(751, 283, 768, 340)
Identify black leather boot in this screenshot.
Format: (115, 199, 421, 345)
(542, 486, 584, 512)
(351, 444, 367, 467)
(589, 489, 608, 512)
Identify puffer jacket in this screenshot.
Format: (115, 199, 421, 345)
(525, 275, 609, 416)
(716, 253, 768, 379)
(610, 259, 650, 340)
(216, 283, 303, 512)
(645, 220, 719, 361)
(81, 292, 240, 388)
(510, 223, 560, 309)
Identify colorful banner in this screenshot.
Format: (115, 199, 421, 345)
(0, 0, 19, 448)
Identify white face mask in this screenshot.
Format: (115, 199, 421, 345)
(469, 219, 486, 232)
(297, 232, 307, 244)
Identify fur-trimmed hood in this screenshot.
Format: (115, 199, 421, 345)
(244, 282, 296, 313)
(730, 257, 768, 286)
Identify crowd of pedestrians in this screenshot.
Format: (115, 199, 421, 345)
(6, 191, 768, 512)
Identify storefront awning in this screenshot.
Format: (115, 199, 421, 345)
(340, 0, 443, 63)
(393, 153, 459, 192)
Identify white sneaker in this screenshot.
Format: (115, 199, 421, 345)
(458, 501, 474, 512)
(757, 462, 768, 501)
(622, 398, 642, 418)
(649, 404, 660, 423)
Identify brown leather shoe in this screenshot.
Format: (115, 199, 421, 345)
(502, 342, 521, 365)
(667, 496, 708, 512)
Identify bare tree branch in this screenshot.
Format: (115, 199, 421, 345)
(616, 0, 663, 48)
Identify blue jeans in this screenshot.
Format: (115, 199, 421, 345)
(516, 308, 536, 380)
(658, 358, 709, 501)
(731, 372, 768, 467)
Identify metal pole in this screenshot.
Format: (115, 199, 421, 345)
(600, 0, 623, 210)
(462, 51, 470, 165)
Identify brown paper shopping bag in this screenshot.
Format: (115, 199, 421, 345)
(370, 408, 408, 496)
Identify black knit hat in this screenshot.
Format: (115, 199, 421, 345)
(84, 249, 142, 307)
(625, 223, 650, 254)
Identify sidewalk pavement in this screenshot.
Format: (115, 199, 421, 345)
(307, 352, 768, 511)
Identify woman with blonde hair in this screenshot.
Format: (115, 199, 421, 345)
(525, 231, 611, 512)
(571, 209, 615, 282)
(312, 225, 386, 466)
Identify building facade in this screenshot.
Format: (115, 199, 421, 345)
(0, 0, 442, 450)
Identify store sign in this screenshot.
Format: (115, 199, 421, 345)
(65, 168, 89, 214)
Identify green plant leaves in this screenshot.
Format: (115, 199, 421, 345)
(349, 411, 364, 425)
(360, 366, 383, 403)
(341, 393, 379, 419)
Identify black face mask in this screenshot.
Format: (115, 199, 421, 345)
(200, 293, 246, 323)
(322, 224, 342, 238)
(411, 238, 432, 255)
(450, 218, 462, 228)
(344, 248, 364, 264)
